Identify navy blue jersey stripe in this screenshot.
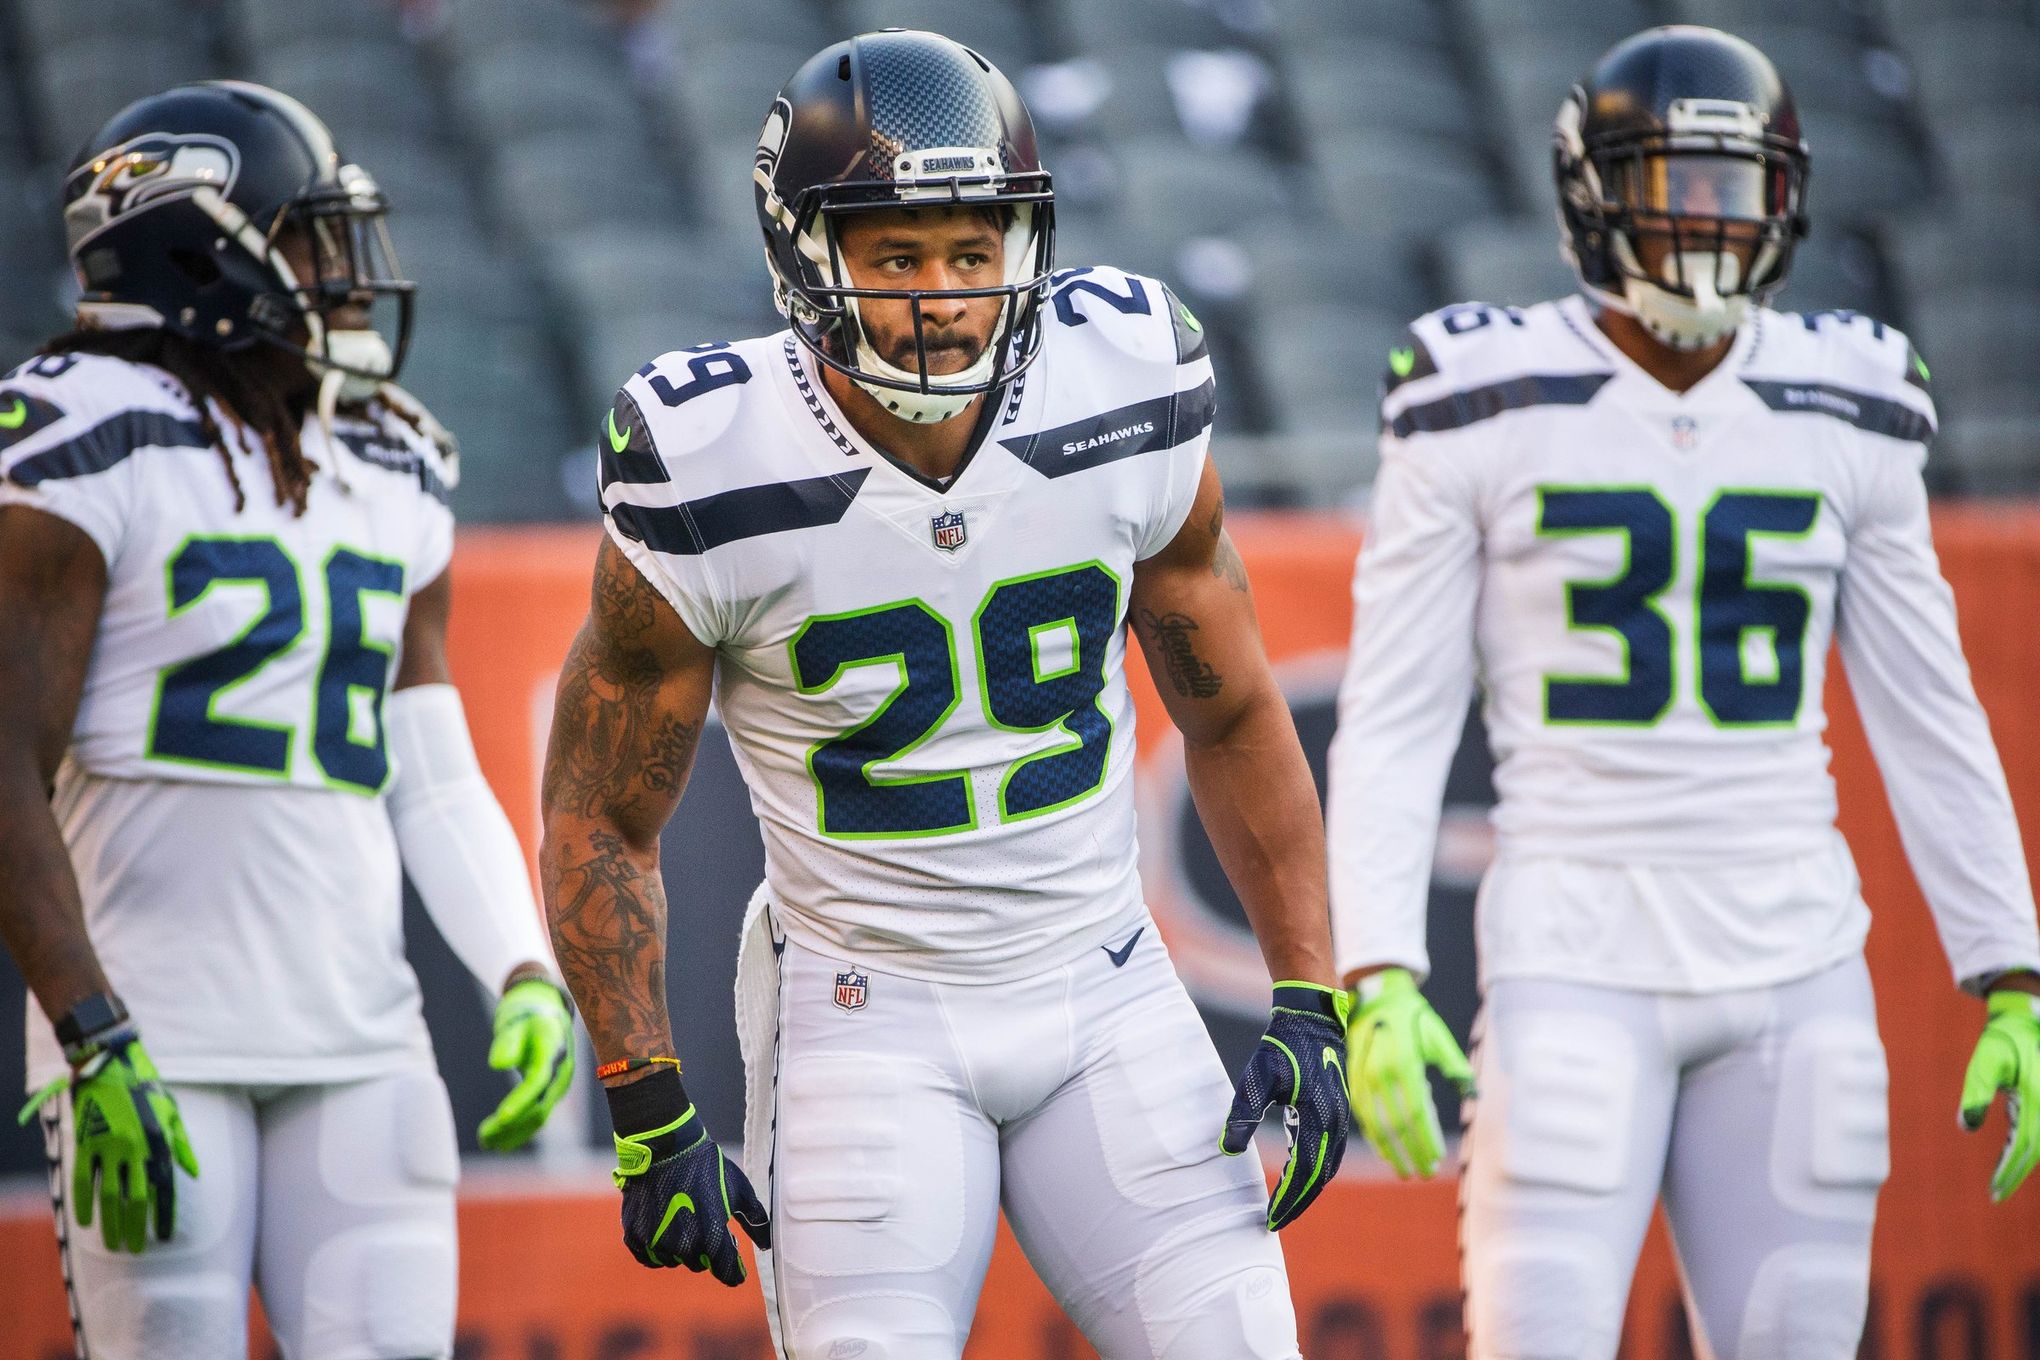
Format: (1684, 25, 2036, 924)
(609, 468, 869, 555)
(1740, 379, 1935, 444)
(1387, 372, 1613, 438)
(1001, 377, 1217, 478)
(4, 409, 208, 487)
(336, 432, 454, 505)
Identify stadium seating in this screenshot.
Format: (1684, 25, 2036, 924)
(0, 0, 2031, 508)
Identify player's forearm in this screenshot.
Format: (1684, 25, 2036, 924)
(540, 814, 675, 1078)
(0, 757, 110, 1023)
(1184, 693, 1335, 986)
(386, 684, 554, 995)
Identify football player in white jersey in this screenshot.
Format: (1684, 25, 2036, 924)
(1327, 26, 2040, 1360)
(539, 30, 1348, 1359)
(0, 83, 574, 1359)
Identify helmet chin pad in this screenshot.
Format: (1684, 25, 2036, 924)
(311, 326, 394, 401)
(845, 295, 1004, 423)
(1610, 238, 1748, 350)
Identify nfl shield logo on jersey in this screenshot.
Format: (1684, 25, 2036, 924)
(1671, 415, 1699, 450)
(833, 970, 869, 1012)
(931, 510, 967, 552)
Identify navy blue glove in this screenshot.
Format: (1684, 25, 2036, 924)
(1220, 982, 1353, 1231)
(608, 1069, 769, 1283)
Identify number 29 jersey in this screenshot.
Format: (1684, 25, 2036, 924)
(1328, 296, 2040, 992)
(1, 351, 456, 1085)
(601, 268, 1212, 983)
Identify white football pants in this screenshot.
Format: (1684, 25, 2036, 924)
(38, 1062, 459, 1360)
(735, 897, 1301, 1360)
(1460, 955, 1889, 1360)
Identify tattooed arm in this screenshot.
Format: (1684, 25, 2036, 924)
(1129, 459, 1333, 985)
(539, 538, 715, 1086)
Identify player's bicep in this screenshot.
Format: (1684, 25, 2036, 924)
(1128, 457, 1279, 744)
(0, 504, 107, 786)
(541, 537, 714, 852)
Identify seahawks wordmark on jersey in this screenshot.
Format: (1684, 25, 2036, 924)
(1, 351, 458, 1084)
(601, 268, 1212, 983)
(1327, 296, 2040, 992)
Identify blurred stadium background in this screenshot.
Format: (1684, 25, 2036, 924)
(2, 0, 2038, 1356)
(1, 0, 2037, 507)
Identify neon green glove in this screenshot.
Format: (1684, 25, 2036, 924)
(1345, 967, 1476, 1179)
(1959, 987, 2040, 1203)
(478, 977, 576, 1151)
(19, 1029, 199, 1252)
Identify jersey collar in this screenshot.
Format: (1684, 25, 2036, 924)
(1559, 293, 1763, 408)
(780, 334, 1030, 499)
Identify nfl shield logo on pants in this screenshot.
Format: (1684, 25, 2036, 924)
(931, 510, 967, 552)
(834, 970, 869, 1011)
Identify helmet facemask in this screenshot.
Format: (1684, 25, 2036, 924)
(766, 154, 1056, 424)
(1559, 94, 1807, 351)
(253, 165, 415, 420)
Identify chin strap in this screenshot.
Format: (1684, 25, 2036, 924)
(844, 299, 1007, 424)
(1601, 240, 1748, 351)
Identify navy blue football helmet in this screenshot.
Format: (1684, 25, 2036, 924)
(754, 29, 1055, 422)
(1555, 27, 1810, 348)
(62, 80, 414, 385)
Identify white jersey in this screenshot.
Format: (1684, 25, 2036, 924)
(2, 350, 456, 1085)
(1327, 295, 2040, 992)
(602, 268, 1212, 983)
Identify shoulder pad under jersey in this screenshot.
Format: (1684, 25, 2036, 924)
(1383, 298, 1613, 441)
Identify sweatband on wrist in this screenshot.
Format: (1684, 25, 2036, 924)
(54, 992, 132, 1065)
(605, 1064, 690, 1142)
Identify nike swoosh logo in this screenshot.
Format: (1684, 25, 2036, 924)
(606, 409, 632, 453)
(0, 397, 26, 429)
(1102, 927, 1144, 968)
(1388, 346, 1415, 379)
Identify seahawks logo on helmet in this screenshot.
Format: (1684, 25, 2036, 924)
(65, 133, 240, 249)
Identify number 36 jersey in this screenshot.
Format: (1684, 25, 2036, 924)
(1328, 296, 2040, 993)
(602, 268, 1212, 984)
(1, 351, 456, 1085)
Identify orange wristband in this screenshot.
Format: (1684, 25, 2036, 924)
(596, 1056, 683, 1081)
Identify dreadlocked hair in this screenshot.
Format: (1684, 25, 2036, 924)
(39, 327, 318, 515)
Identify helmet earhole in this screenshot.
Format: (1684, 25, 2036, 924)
(168, 247, 222, 287)
(838, 55, 851, 80)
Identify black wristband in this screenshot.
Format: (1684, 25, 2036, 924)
(604, 1064, 690, 1140)
(1272, 983, 1343, 1022)
(54, 993, 129, 1060)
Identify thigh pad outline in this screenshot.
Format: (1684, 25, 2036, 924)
(1497, 1012, 1640, 1196)
(777, 1053, 967, 1277)
(1772, 1016, 1887, 1221)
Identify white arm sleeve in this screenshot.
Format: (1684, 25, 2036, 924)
(1326, 435, 1484, 984)
(385, 683, 554, 994)
(1835, 450, 2040, 990)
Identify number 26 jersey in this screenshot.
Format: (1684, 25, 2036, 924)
(1, 351, 456, 1084)
(601, 268, 1212, 984)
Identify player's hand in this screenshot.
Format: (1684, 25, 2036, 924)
(478, 976, 575, 1151)
(1220, 982, 1352, 1231)
(17, 1029, 199, 1253)
(1959, 987, 2040, 1203)
(615, 1103, 770, 1282)
(1345, 967, 1476, 1179)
